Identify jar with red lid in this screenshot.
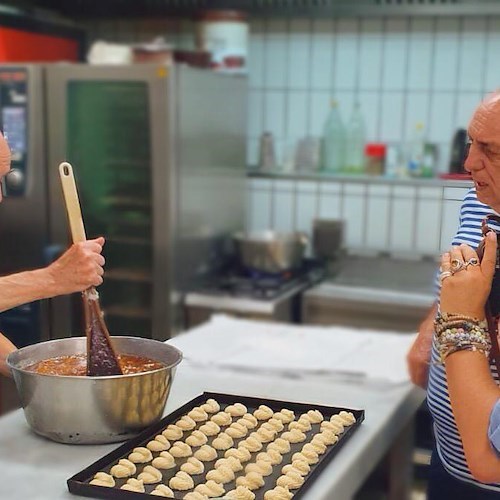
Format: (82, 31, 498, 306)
(196, 10, 248, 73)
(364, 143, 386, 176)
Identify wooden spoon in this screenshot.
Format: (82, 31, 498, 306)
(59, 162, 123, 376)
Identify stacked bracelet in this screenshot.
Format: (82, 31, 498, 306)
(434, 312, 491, 363)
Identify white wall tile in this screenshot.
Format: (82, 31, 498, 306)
(382, 18, 409, 91)
(455, 92, 482, 130)
(286, 91, 308, 140)
(273, 191, 295, 232)
(288, 19, 311, 90)
(341, 188, 365, 248)
(440, 199, 462, 250)
(319, 191, 342, 220)
(264, 91, 286, 139)
(296, 191, 318, 253)
(310, 91, 335, 137)
(248, 90, 264, 139)
(249, 189, 272, 231)
(404, 92, 430, 144)
(428, 92, 455, 144)
(264, 19, 288, 89)
(358, 91, 380, 143)
(415, 198, 442, 255)
(380, 91, 405, 143)
(389, 188, 417, 252)
(484, 18, 500, 92)
(366, 195, 390, 250)
(247, 138, 259, 167)
(432, 17, 460, 92)
(311, 19, 335, 90)
(358, 19, 383, 92)
(333, 19, 359, 90)
(407, 18, 434, 91)
(249, 19, 265, 89)
(458, 19, 487, 92)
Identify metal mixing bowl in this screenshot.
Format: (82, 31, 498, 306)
(7, 337, 182, 444)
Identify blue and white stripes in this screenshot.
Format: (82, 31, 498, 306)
(427, 187, 500, 492)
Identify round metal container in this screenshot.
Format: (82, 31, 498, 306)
(7, 337, 182, 444)
(233, 230, 308, 273)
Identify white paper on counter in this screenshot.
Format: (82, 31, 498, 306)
(168, 315, 417, 384)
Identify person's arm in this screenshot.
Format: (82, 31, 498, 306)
(440, 232, 500, 482)
(0, 237, 105, 313)
(0, 332, 15, 376)
(407, 302, 438, 388)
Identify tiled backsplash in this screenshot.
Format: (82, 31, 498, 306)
(86, 14, 490, 256)
(247, 177, 471, 259)
(87, 14, 500, 174)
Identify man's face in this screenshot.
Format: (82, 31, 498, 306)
(465, 93, 500, 212)
(0, 132, 11, 202)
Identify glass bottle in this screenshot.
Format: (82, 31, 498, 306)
(345, 102, 366, 174)
(322, 99, 345, 172)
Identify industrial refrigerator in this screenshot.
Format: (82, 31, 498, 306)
(0, 63, 247, 346)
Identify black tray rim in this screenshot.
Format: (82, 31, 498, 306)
(67, 391, 365, 500)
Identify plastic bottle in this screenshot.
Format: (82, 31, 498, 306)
(344, 102, 366, 174)
(407, 122, 425, 177)
(321, 99, 345, 172)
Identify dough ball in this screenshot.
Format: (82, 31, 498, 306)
(215, 455, 243, 472)
(177, 415, 197, 431)
(239, 436, 263, 452)
(201, 398, 220, 414)
(138, 465, 163, 484)
(150, 484, 175, 497)
(244, 460, 273, 476)
(306, 409, 324, 423)
(147, 434, 170, 452)
(170, 441, 193, 458)
(120, 478, 145, 493)
(224, 403, 247, 417)
(152, 451, 176, 469)
(263, 418, 284, 432)
(110, 458, 136, 478)
(267, 438, 290, 454)
(321, 420, 344, 434)
(211, 411, 232, 427)
(226, 422, 248, 439)
(183, 493, 208, 500)
(257, 449, 282, 465)
(206, 464, 235, 483)
(253, 405, 273, 421)
(162, 424, 184, 440)
(235, 471, 265, 490)
(169, 471, 195, 491)
(89, 472, 115, 487)
(288, 418, 311, 432)
(254, 427, 276, 443)
(303, 441, 326, 455)
(128, 447, 153, 463)
(273, 409, 295, 424)
(212, 432, 234, 450)
(181, 457, 205, 475)
(188, 407, 209, 422)
(263, 485, 293, 499)
(199, 421, 221, 436)
(185, 430, 208, 447)
(225, 485, 256, 499)
(316, 429, 339, 446)
(338, 410, 356, 425)
(238, 414, 258, 429)
(225, 446, 252, 463)
(281, 429, 306, 444)
(194, 444, 218, 462)
(276, 470, 304, 489)
(194, 479, 225, 497)
(282, 459, 310, 476)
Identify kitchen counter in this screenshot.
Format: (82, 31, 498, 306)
(0, 323, 424, 500)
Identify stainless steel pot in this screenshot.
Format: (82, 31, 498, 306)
(233, 230, 308, 273)
(7, 337, 182, 444)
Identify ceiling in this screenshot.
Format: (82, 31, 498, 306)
(5, 0, 500, 20)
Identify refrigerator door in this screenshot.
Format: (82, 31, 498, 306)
(46, 64, 170, 340)
(0, 64, 51, 346)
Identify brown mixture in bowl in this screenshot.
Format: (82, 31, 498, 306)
(25, 354, 164, 376)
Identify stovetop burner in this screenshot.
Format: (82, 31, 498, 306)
(196, 259, 327, 300)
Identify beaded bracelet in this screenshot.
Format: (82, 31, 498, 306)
(434, 312, 491, 363)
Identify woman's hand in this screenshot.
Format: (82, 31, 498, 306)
(440, 231, 497, 319)
(46, 237, 105, 295)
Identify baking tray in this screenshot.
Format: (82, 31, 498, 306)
(68, 392, 364, 499)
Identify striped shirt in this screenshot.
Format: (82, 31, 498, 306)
(427, 187, 500, 491)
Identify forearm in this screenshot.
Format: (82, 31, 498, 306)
(446, 351, 500, 482)
(0, 333, 16, 376)
(0, 267, 62, 312)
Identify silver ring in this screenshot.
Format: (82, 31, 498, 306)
(466, 257, 479, 268)
(451, 259, 465, 272)
(440, 271, 453, 283)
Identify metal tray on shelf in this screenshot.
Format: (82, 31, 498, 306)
(67, 392, 365, 500)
